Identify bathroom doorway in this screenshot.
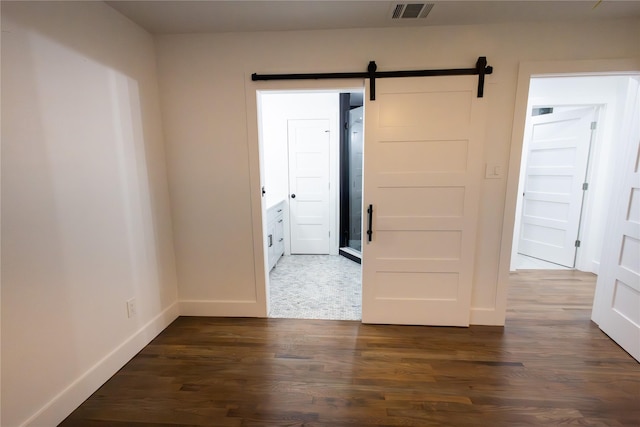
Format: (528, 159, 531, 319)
(257, 89, 364, 320)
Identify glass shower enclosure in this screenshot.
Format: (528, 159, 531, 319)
(347, 107, 364, 252)
(339, 91, 364, 262)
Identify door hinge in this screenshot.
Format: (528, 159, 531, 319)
(328, 231, 331, 237)
(261, 186, 266, 196)
(582, 182, 589, 191)
(591, 121, 597, 130)
(575, 240, 581, 248)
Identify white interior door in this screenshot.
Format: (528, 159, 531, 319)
(361, 76, 486, 326)
(592, 79, 640, 362)
(518, 107, 596, 267)
(288, 119, 331, 254)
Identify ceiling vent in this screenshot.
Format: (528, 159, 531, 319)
(390, 3, 434, 20)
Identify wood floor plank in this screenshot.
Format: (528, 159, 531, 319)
(59, 271, 640, 426)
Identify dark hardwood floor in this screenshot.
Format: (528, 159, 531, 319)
(60, 270, 640, 426)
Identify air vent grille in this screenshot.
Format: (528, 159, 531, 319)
(392, 4, 404, 19)
(390, 3, 434, 20)
(419, 3, 434, 18)
(403, 3, 424, 19)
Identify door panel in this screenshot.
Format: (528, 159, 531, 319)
(593, 79, 640, 361)
(361, 76, 485, 326)
(374, 272, 459, 300)
(375, 140, 469, 172)
(518, 107, 596, 267)
(288, 119, 331, 254)
(377, 91, 472, 136)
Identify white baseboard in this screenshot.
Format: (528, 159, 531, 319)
(470, 307, 506, 326)
(179, 300, 266, 317)
(23, 302, 180, 427)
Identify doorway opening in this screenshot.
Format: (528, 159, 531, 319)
(510, 75, 633, 274)
(257, 89, 364, 321)
(504, 70, 640, 361)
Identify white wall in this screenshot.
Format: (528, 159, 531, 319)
(156, 18, 639, 325)
(1, 2, 178, 426)
(259, 92, 340, 255)
(511, 75, 635, 272)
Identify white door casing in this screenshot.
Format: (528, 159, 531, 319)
(592, 78, 640, 362)
(518, 107, 597, 267)
(361, 76, 486, 326)
(288, 119, 331, 254)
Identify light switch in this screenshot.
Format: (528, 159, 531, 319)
(485, 163, 502, 179)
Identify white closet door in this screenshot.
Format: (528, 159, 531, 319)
(288, 119, 331, 254)
(518, 107, 596, 267)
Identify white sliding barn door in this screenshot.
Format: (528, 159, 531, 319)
(592, 79, 640, 361)
(361, 76, 486, 326)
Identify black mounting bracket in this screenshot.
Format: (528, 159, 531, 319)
(252, 57, 493, 100)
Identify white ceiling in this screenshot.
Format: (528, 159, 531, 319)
(106, 0, 640, 34)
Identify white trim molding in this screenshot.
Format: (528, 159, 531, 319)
(22, 302, 180, 427)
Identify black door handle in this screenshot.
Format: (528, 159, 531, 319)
(291, 194, 296, 199)
(367, 204, 373, 242)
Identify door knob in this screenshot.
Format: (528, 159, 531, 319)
(291, 194, 296, 199)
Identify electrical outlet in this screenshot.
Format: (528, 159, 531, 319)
(126, 298, 137, 318)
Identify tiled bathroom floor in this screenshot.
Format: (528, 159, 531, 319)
(268, 255, 362, 320)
